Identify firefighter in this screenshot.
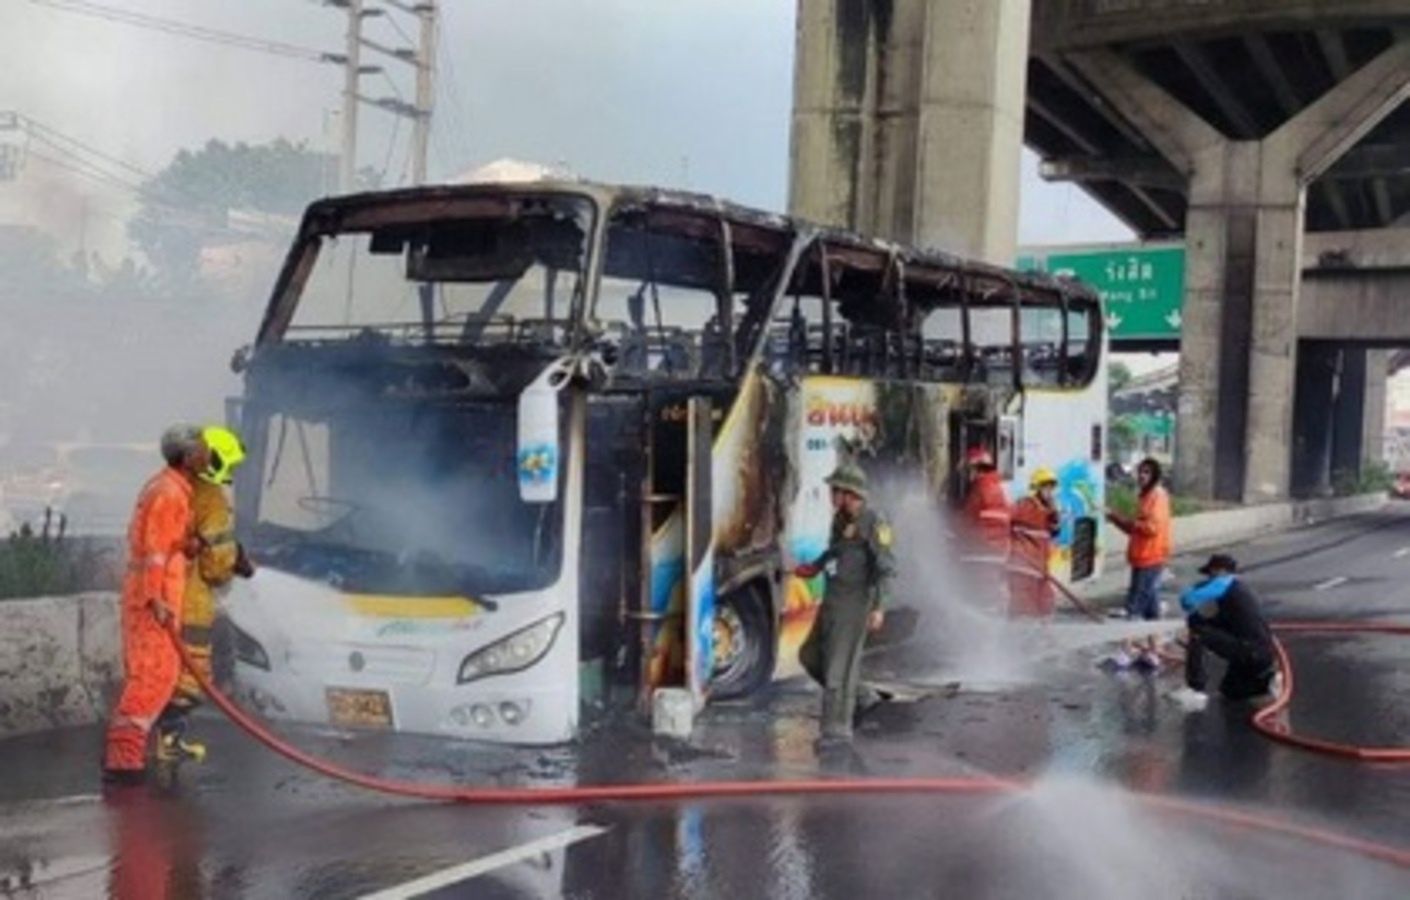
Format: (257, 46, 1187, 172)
(963, 447, 1011, 559)
(159, 425, 255, 764)
(102, 425, 208, 786)
(1009, 467, 1061, 618)
(795, 462, 896, 745)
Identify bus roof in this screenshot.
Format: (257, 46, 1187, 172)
(294, 180, 1100, 310)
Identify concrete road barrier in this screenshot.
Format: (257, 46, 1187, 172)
(0, 592, 119, 739)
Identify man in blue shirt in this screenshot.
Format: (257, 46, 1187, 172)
(1167, 554, 1277, 709)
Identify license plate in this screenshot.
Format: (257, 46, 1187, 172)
(326, 687, 393, 729)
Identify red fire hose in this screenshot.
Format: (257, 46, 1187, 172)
(1252, 623, 1410, 763)
(164, 628, 1410, 871)
(1035, 563, 1410, 760)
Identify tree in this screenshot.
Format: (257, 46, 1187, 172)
(129, 138, 378, 291)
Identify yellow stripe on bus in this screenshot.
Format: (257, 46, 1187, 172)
(344, 595, 482, 619)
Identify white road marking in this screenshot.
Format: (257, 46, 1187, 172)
(1395, 547, 1410, 559)
(1314, 576, 1349, 591)
(359, 824, 607, 899)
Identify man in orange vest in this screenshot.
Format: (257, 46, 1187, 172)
(102, 424, 208, 786)
(1105, 457, 1173, 669)
(1009, 467, 1061, 618)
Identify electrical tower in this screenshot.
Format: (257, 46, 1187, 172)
(331, 0, 438, 191)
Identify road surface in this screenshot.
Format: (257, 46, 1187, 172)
(3, 506, 1410, 898)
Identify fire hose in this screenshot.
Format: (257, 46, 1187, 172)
(163, 626, 1410, 871)
(1028, 565, 1410, 760)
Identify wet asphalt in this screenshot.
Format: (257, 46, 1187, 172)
(4, 506, 1410, 898)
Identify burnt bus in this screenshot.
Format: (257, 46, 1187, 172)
(223, 180, 1105, 743)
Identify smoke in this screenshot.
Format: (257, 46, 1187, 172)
(867, 474, 1036, 688)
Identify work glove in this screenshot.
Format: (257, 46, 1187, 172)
(793, 563, 821, 579)
(234, 543, 256, 579)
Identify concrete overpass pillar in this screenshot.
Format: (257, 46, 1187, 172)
(1293, 344, 1339, 497)
(1331, 347, 1369, 487)
(788, 0, 1030, 265)
(1363, 350, 1390, 469)
(1071, 39, 1410, 502)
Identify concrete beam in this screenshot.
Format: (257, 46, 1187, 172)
(1244, 33, 1305, 118)
(1317, 29, 1353, 81)
(1028, 95, 1104, 153)
(1173, 41, 1261, 139)
(1324, 143, 1410, 180)
(1267, 37, 1410, 183)
(1066, 48, 1224, 174)
(1125, 183, 1181, 231)
(1299, 271, 1410, 341)
(1037, 154, 1186, 191)
(1303, 226, 1410, 269)
(1033, 0, 1410, 52)
(1319, 180, 1354, 230)
(1032, 51, 1155, 152)
(1373, 178, 1396, 224)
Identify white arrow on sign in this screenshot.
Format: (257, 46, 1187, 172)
(1165, 309, 1182, 329)
(1106, 313, 1124, 330)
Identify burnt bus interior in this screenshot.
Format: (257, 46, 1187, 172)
(241, 185, 1101, 703)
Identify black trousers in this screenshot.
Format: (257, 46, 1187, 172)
(1185, 618, 1274, 700)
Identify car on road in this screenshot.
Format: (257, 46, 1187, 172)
(1394, 471, 1410, 500)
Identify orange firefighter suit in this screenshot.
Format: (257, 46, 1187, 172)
(103, 468, 194, 775)
(1009, 495, 1060, 618)
(964, 470, 1012, 557)
(172, 480, 240, 708)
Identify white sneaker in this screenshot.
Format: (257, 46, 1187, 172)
(1165, 686, 1209, 711)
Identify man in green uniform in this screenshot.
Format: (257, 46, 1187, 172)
(795, 462, 896, 745)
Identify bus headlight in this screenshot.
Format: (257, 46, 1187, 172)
(457, 613, 565, 684)
(232, 623, 270, 671)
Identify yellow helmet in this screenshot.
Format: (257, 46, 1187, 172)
(201, 426, 246, 485)
(1029, 467, 1058, 492)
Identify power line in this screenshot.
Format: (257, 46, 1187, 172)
(28, 0, 341, 64)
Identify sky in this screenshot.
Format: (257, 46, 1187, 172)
(2, 0, 1134, 252)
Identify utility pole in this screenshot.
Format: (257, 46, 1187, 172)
(411, 1, 437, 185)
(339, 0, 364, 192)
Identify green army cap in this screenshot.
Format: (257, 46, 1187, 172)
(825, 462, 868, 499)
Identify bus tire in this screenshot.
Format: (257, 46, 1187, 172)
(711, 583, 774, 699)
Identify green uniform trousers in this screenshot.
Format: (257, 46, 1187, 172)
(799, 591, 876, 739)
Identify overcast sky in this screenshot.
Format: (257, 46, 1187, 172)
(5, 0, 1134, 250)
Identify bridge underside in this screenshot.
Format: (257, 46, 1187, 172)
(790, 0, 1410, 501)
(1029, 1, 1410, 501)
(1030, 5, 1410, 238)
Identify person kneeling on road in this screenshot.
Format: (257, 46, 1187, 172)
(795, 462, 896, 746)
(1166, 554, 1277, 711)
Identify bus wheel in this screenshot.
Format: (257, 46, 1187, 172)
(711, 584, 774, 699)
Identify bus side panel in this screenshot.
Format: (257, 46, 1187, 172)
(1010, 367, 1108, 583)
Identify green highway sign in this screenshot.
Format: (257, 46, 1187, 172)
(1018, 244, 1186, 341)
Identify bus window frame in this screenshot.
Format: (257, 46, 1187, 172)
(257, 190, 604, 349)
